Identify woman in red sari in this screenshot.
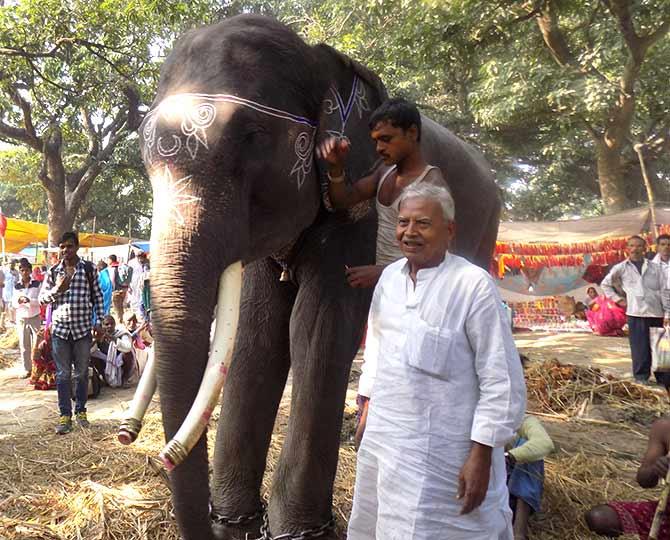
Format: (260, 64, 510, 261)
(585, 294, 627, 336)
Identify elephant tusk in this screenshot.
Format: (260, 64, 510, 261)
(118, 348, 157, 445)
(159, 261, 243, 471)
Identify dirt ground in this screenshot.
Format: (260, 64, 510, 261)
(0, 328, 666, 539)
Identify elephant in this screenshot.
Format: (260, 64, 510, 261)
(130, 14, 501, 540)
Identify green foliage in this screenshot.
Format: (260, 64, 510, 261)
(2, 0, 669, 225)
(284, 0, 670, 218)
(0, 0, 221, 238)
(76, 136, 152, 238)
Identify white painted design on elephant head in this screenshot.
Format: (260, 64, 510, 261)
(290, 131, 315, 190)
(142, 95, 220, 162)
(323, 75, 369, 138)
(150, 164, 201, 227)
(141, 93, 318, 191)
(353, 80, 370, 119)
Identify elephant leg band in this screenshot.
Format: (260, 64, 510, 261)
(254, 513, 335, 540)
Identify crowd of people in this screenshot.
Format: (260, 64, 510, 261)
(0, 235, 152, 435)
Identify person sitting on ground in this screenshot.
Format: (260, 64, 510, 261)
(124, 312, 153, 348)
(581, 293, 628, 337)
(317, 97, 448, 288)
(30, 327, 56, 390)
(91, 314, 134, 388)
(506, 414, 555, 540)
(586, 417, 670, 539)
(585, 286, 599, 307)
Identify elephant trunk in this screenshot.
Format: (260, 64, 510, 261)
(160, 261, 242, 470)
(143, 160, 247, 539)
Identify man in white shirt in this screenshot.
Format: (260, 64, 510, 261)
(601, 235, 670, 384)
(348, 183, 526, 540)
(13, 259, 41, 378)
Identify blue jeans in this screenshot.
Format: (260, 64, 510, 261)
(52, 334, 92, 417)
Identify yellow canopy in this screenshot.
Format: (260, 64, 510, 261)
(2, 217, 131, 254)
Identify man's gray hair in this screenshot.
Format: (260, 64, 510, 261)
(398, 183, 455, 222)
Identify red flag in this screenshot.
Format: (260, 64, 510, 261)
(0, 212, 6, 238)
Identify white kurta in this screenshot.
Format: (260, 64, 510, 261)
(349, 253, 526, 540)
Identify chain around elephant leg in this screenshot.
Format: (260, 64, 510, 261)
(249, 512, 337, 540)
(211, 505, 264, 540)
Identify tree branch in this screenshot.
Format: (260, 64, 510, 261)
(536, 1, 576, 67)
(25, 57, 73, 92)
(80, 107, 99, 156)
(579, 115, 601, 141)
(69, 118, 128, 212)
(7, 86, 42, 148)
(603, 0, 643, 60)
(0, 118, 39, 148)
(0, 38, 75, 59)
(640, 18, 670, 50)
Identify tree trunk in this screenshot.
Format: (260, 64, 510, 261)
(46, 194, 76, 246)
(596, 140, 628, 214)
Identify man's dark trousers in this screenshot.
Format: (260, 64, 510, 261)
(627, 315, 663, 380)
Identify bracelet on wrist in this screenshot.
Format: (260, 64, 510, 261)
(327, 171, 345, 184)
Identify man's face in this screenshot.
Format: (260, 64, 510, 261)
(102, 316, 116, 335)
(19, 266, 31, 281)
(59, 239, 78, 263)
(396, 197, 454, 271)
(370, 120, 418, 166)
(658, 238, 670, 259)
(627, 238, 646, 260)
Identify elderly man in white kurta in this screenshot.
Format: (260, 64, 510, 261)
(348, 183, 526, 540)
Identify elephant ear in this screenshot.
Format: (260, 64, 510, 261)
(311, 44, 388, 211)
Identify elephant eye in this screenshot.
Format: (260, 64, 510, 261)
(242, 125, 268, 143)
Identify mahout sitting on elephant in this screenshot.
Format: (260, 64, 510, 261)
(121, 14, 501, 540)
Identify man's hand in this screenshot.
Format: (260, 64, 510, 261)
(617, 299, 627, 308)
(18, 296, 29, 304)
(664, 316, 670, 329)
(345, 265, 384, 289)
(354, 397, 370, 451)
(653, 455, 670, 480)
(316, 136, 350, 172)
(458, 442, 492, 515)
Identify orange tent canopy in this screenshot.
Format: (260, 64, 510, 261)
(2, 217, 131, 254)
